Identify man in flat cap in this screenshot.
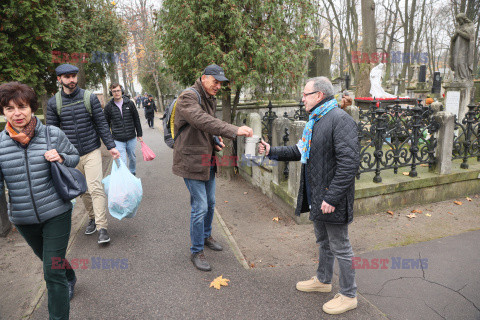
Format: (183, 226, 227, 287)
(173, 64, 253, 271)
(47, 64, 120, 245)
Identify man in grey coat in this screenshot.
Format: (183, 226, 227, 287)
(259, 76, 359, 315)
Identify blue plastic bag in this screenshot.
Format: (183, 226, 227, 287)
(102, 159, 142, 220)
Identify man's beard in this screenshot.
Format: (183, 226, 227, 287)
(61, 79, 77, 90)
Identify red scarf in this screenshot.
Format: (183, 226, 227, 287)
(6, 117, 37, 146)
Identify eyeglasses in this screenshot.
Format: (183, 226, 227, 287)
(302, 91, 320, 97)
(112, 89, 122, 93)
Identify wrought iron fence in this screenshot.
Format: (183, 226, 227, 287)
(283, 127, 290, 180)
(262, 101, 278, 144)
(452, 104, 480, 168)
(260, 99, 452, 183)
(356, 100, 439, 183)
(263, 100, 307, 143)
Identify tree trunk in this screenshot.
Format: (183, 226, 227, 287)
(356, 0, 376, 97)
(77, 63, 86, 89)
(219, 91, 235, 180)
(40, 93, 49, 120)
(121, 63, 129, 96)
(152, 71, 165, 112)
(101, 79, 108, 108)
(108, 63, 119, 84)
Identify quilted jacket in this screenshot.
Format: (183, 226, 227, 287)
(269, 107, 359, 224)
(46, 87, 116, 156)
(0, 119, 80, 225)
(104, 97, 142, 142)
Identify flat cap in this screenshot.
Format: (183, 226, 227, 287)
(55, 64, 79, 76)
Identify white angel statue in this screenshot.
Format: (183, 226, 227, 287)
(369, 63, 396, 98)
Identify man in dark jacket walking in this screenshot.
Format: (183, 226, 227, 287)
(144, 95, 157, 128)
(47, 64, 120, 244)
(259, 76, 359, 315)
(173, 64, 253, 271)
(104, 84, 143, 175)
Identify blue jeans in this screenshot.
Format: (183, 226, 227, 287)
(314, 220, 357, 298)
(115, 138, 137, 175)
(183, 167, 216, 254)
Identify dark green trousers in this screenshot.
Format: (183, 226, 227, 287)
(16, 209, 75, 320)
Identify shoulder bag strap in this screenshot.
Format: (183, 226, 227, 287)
(45, 126, 52, 151)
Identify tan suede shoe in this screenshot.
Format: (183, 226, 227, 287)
(296, 276, 332, 292)
(322, 293, 358, 315)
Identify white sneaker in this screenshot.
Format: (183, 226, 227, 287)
(296, 276, 332, 292)
(322, 293, 358, 315)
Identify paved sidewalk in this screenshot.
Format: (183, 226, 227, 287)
(30, 113, 480, 319)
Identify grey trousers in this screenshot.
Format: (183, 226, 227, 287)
(314, 220, 357, 298)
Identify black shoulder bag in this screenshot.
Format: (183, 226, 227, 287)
(45, 126, 88, 201)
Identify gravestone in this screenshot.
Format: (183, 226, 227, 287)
(474, 80, 480, 103)
(432, 72, 442, 94)
(413, 65, 429, 100)
(345, 74, 351, 90)
(418, 65, 427, 83)
(308, 42, 331, 79)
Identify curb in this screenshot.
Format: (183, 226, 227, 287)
(214, 208, 250, 270)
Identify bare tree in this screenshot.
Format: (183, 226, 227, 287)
(356, 0, 376, 97)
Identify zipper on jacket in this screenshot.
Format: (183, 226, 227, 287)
(71, 103, 85, 155)
(24, 149, 41, 223)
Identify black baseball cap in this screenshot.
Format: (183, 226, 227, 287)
(203, 64, 229, 82)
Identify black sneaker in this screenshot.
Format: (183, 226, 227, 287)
(85, 219, 96, 235)
(68, 276, 77, 300)
(191, 251, 211, 271)
(98, 228, 110, 244)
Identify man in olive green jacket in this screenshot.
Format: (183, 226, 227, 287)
(173, 64, 253, 271)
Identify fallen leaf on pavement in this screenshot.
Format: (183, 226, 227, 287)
(210, 275, 230, 290)
(272, 217, 280, 222)
(406, 214, 416, 219)
(466, 197, 472, 201)
(411, 209, 423, 214)
(268, 264, 275, 267)
(243, 192, 248, 195)
(249, 263, 255, 268)
(454, 201, 462, 205)
(224, 201, 229, 203)
(448, 212, 454, 215)
(402, 172, 409, 176)
(425, 213, 432, 217)
(386, 210, 394, 215)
